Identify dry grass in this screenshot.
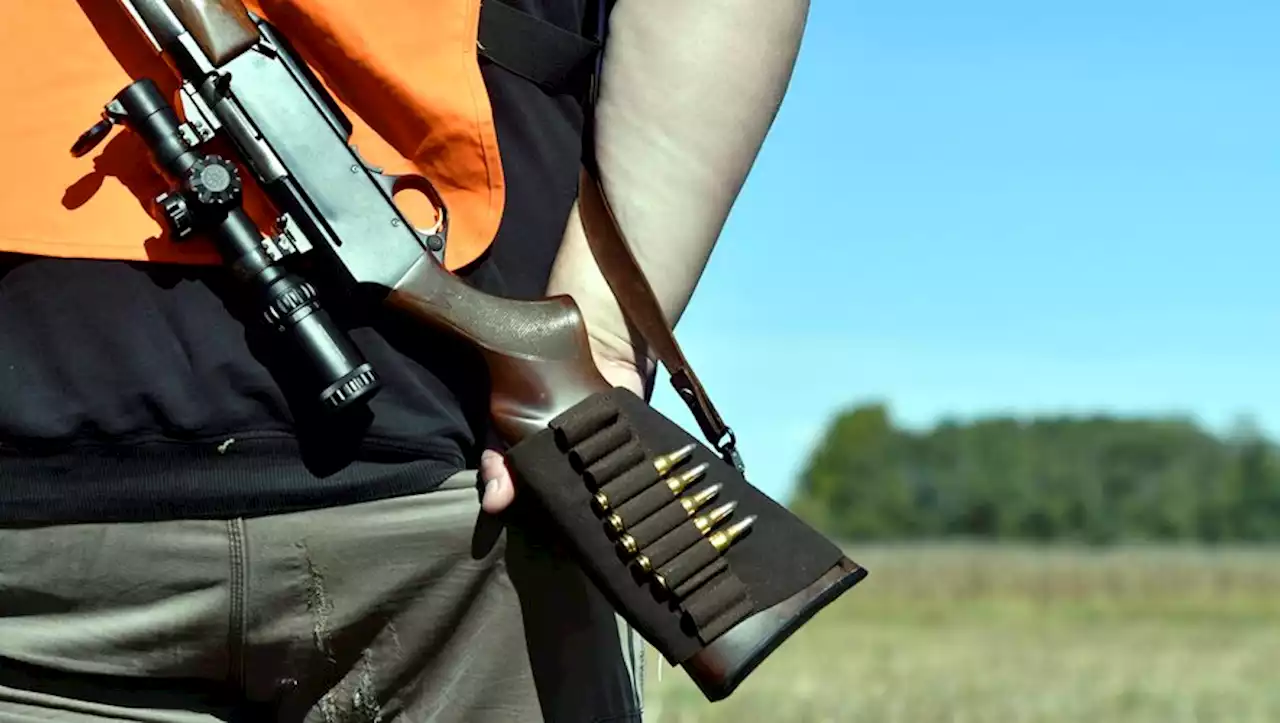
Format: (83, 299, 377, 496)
(642, 543, 1280, 722)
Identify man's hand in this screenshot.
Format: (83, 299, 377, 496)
(478, 348, 648, 514)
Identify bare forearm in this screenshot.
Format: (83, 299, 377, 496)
(546, 0, 810, 366)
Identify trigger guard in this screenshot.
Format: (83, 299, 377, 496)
(375, 171, 449, 264)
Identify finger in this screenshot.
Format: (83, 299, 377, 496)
(479, 449, 516, 514)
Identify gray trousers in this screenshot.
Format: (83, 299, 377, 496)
(0, 471, 645, 722)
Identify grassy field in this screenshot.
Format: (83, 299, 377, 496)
(642, 543, 1280, 723)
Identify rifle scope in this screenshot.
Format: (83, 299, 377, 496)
(71, 79, 381, 413)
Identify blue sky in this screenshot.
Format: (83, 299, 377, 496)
(651, 0, 1280, 502)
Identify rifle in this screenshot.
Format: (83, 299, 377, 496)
(70, 0, 868, 701)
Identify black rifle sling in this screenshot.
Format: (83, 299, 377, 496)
(577, 169, 744, 474)
(475, 0, 744, 472)
(476, 0, 600, 95)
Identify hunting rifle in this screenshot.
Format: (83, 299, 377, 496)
(70, 0, 868, 701)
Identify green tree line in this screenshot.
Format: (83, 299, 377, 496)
(790, 403, 1280, 542)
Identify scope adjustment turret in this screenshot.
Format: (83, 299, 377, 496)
(184, 155, 243, 210)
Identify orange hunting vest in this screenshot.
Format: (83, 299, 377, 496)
(0, 0, 508, 271)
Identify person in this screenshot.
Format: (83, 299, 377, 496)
(0, 0, 810, 720)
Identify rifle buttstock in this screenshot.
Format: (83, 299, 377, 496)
(386, 257, 612, 444)
(163, 0, 260, 64)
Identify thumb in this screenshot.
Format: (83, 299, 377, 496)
(479, 449, 516, 514)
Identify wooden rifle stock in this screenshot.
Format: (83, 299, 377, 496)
(384, 194, 860, 702)
(385, 256, 613, 443)
(145, 0, 260, 63)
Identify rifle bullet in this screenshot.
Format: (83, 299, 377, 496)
(654, 515, 758, 592)
(664, 461, 709, 495)
(653, 443, 697, 476)
(595, 458, 709, 517)
(682, 482, 723, 515)
(636, 500, 737, 573)
(699, 499, 738, 532)
(588, 447, 701, 509)
(708, 515, 757, 553)
(618, 483, 724, 555)
(606, 461, 711, 533)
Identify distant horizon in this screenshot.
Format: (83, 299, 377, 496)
(829, 399, 1275, 434)
(653, 366, 1280, 505)
(651, 0, 1280, 503)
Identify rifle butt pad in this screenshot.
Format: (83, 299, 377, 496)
(504, 388, 868, 701)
